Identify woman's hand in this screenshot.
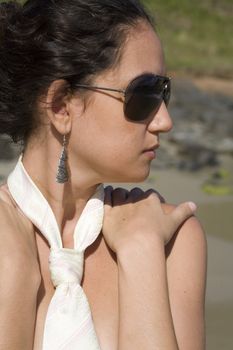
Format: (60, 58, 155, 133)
(103, 186, 197, 254)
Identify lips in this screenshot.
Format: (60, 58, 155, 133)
(143, 144, 160, 152)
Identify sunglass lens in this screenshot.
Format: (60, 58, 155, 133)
(124, 75, 170, 121)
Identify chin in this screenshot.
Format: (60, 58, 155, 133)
(130, 173, 150, 183)
(103, 163, 151, 183)
(121, 168, 151, 183)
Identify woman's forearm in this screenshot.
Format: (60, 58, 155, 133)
(117, 238, 179, 350)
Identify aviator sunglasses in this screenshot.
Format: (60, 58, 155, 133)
(73, 73, 171, 122)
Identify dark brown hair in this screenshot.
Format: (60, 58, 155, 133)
(0, 0, 154, 144)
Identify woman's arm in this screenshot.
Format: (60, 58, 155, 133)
(103, 186, 200, 350)
(0, 196, 41, 350)
(117, 211, 207, 350)
(117, 237, 179, 350)
(166, 212, 207, 349)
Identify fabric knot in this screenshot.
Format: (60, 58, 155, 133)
(49, 249, 84, 288)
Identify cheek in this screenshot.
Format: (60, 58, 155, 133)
(77, 97, 136, 159)
(70, 98, 149, 181)
(79, 123, 135, 163)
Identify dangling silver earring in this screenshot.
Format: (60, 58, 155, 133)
(56, 134, 69, 183)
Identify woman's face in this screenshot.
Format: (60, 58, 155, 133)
(68, 21, 173, 184)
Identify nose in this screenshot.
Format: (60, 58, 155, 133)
(147, 102, 173, 133)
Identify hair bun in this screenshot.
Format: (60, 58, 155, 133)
(0, 1, 22, 42)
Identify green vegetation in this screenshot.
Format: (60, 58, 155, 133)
(202, 169, 233, 196)
(1, 0, 233, 78)
(143, 0, 233, 78)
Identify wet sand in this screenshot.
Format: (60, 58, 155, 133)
(205, 235, 233, 350)
(1, 157, 233, 349)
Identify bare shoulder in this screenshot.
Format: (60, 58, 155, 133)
(0, 183, 39, 272)
(161, 204, 207, 348)
(0, 183, 17, 206)
(0, 183, 33, 234)
(163, 202, 207, 314)
(162, 202, 207, 258)
(0, 189, 40, 349)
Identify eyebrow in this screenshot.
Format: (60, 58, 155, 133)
(123, 70, 168, 86)
(127, 68, 168, 82)
(142, 69, 167, 76)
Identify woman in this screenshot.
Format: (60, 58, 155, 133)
(0, 0, 207, 349)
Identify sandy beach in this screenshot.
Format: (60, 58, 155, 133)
(1, 155, 232, 350)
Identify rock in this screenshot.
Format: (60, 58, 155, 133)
(214, 138, 233, 154)
(169, 79, 233, 140)
(177, 145, 219, 171)
(158, 78, 233, 171)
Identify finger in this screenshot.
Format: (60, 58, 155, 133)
(144, 188, 165, 203)
(171, 202, 197, 229)
(104, 186, 113, 208)
(112, 187, 129, 205)
(127, 187, 144, 202)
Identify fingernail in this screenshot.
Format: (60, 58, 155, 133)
(188, 201, 197, 211)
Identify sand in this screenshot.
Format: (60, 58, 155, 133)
(1, 157, 233, 349)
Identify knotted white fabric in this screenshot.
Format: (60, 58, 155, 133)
(7, 154, 105, 350)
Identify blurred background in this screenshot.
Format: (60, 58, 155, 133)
(0, 0, 232, 349)
(142, 2, 233, 349)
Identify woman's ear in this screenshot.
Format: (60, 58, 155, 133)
(45, 79, 84, 135)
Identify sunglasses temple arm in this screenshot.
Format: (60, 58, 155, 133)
(74, 84, 125, 96)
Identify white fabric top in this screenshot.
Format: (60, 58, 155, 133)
(7, 154, 105, 349)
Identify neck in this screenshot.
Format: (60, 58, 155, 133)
(22, 132, 102, 232)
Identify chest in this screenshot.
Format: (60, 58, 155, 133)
(33, 229, 119, 350)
